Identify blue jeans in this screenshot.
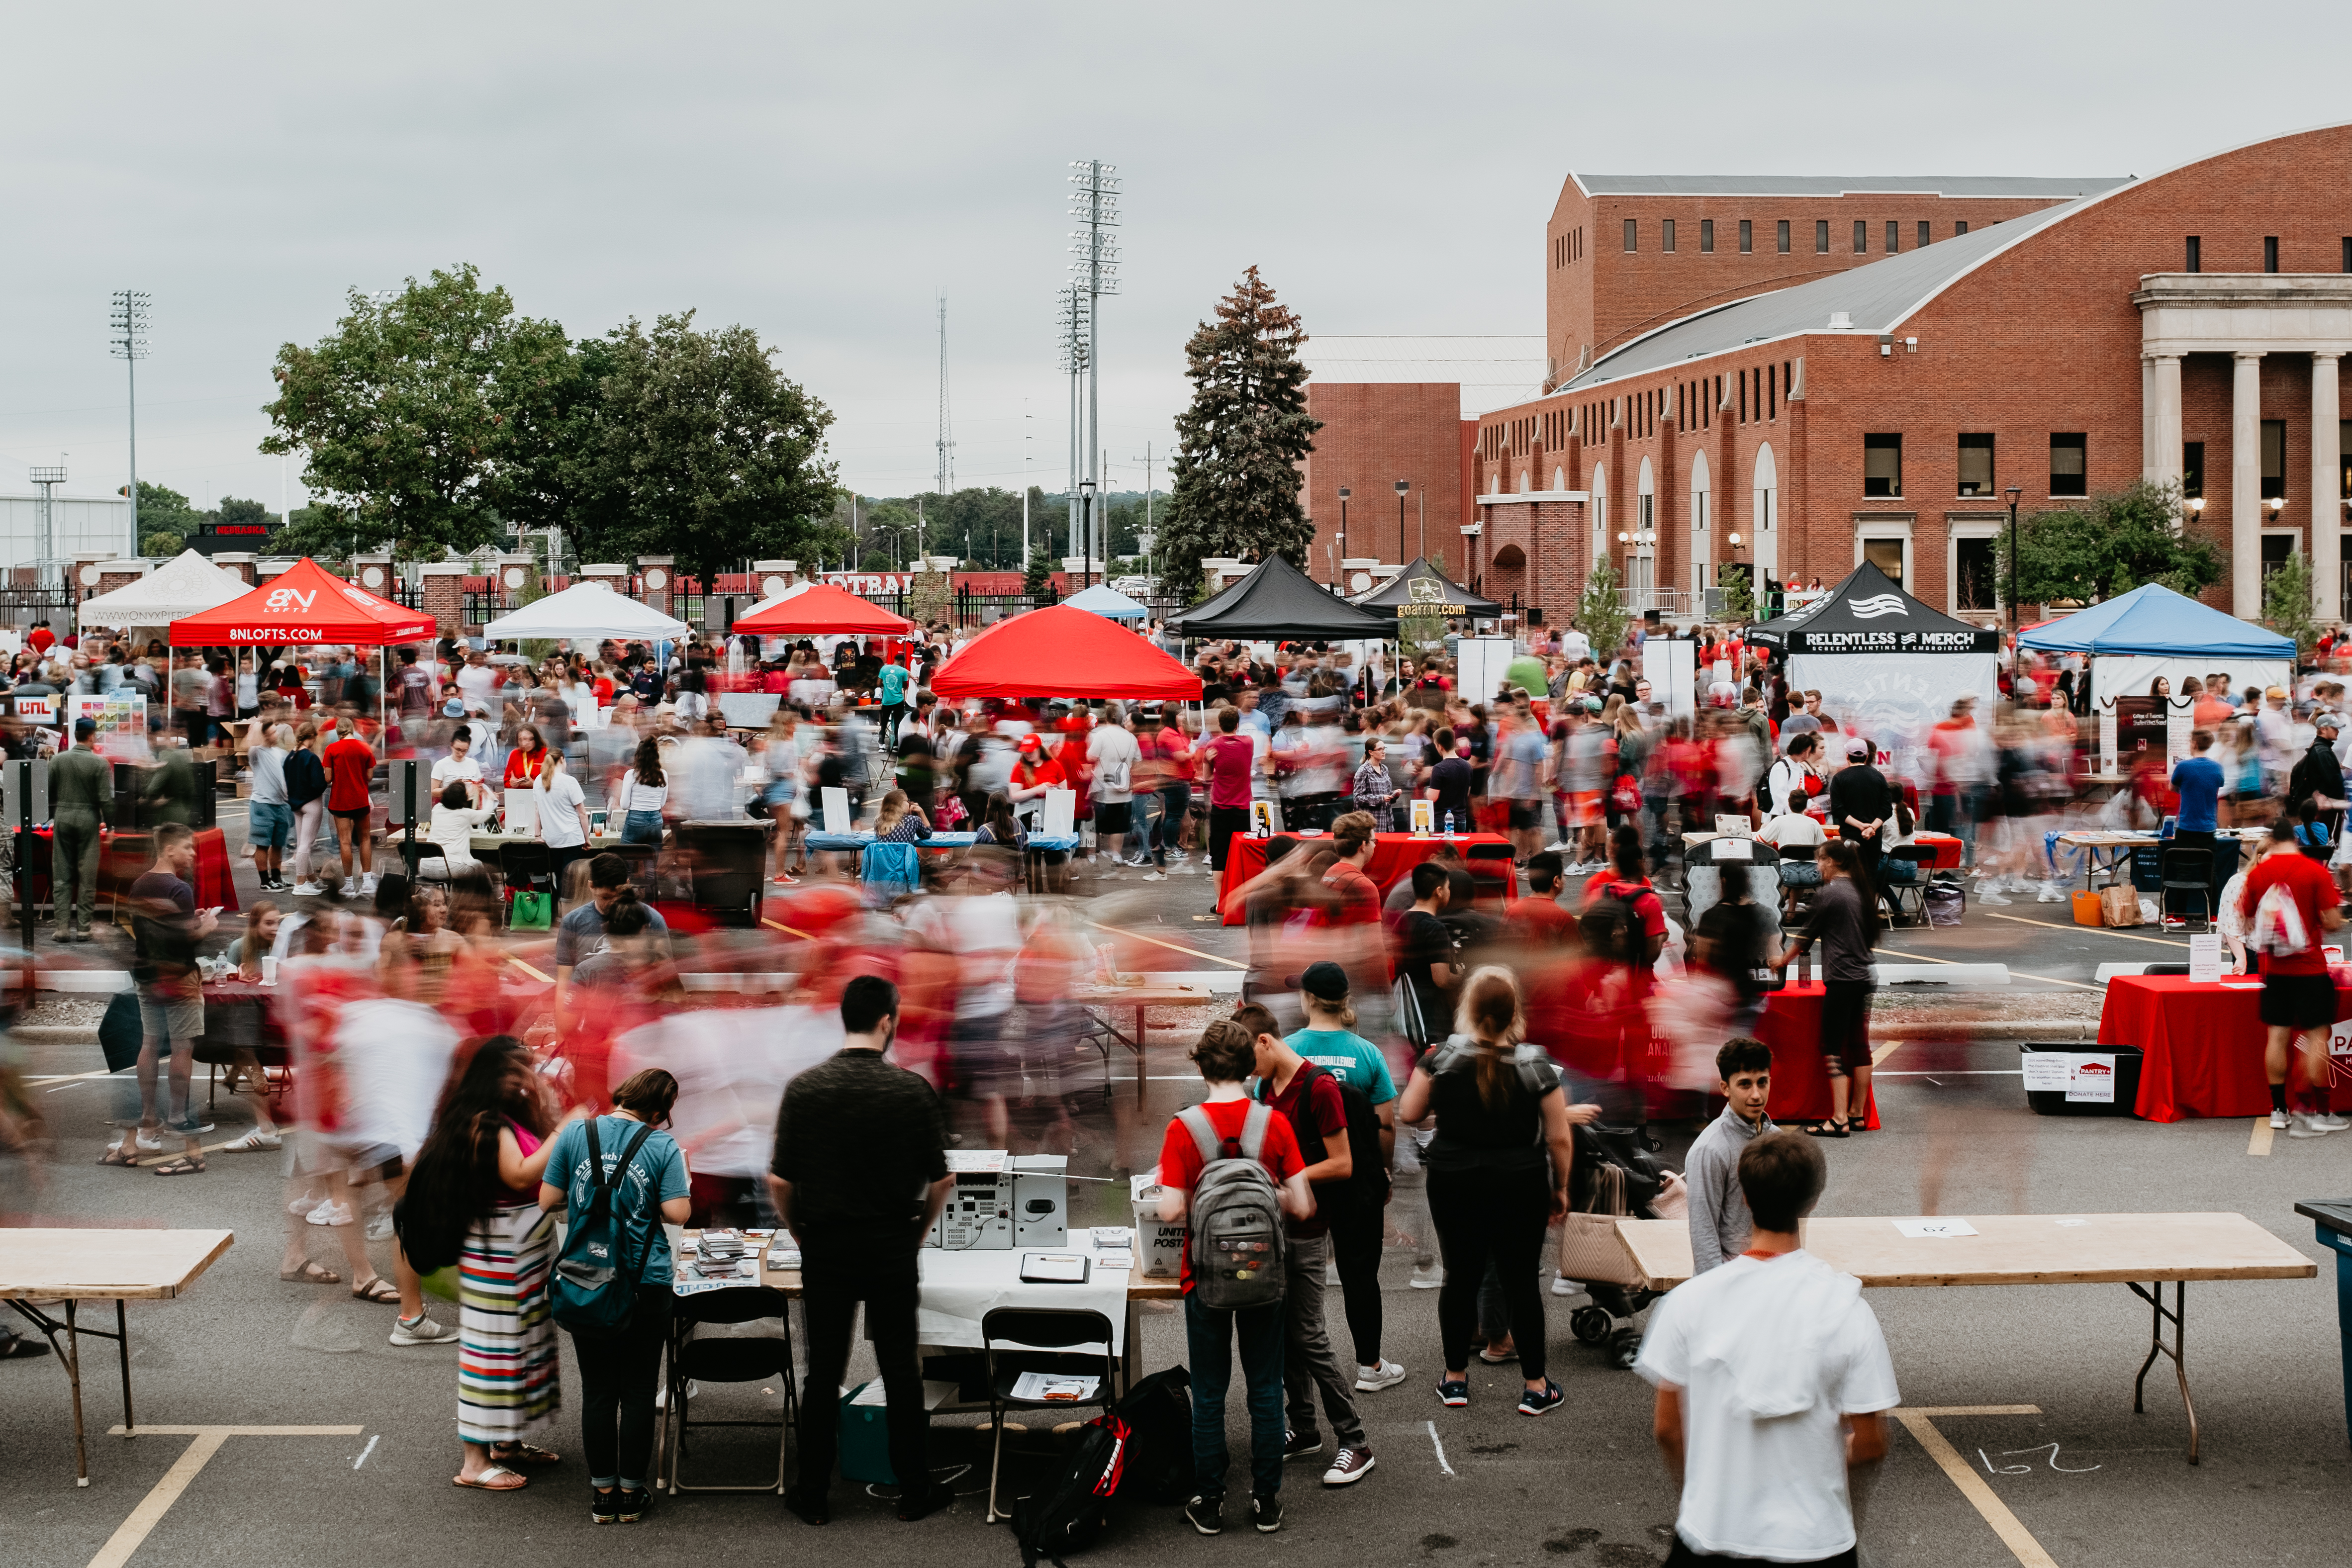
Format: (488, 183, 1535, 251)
(1183, 1293, 1286, 1498)
(1132, 789, 1164, 863)
(621, 809, 663, 845)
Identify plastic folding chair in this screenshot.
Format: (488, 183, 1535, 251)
(2160, 847, 2215, 932)
(660, 1286, 796, 1495)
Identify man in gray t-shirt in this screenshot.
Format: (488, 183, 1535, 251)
(1684, 1038, 1775, 1273)
(554, 854, 671, 1021)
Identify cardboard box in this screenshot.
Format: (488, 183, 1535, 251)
(1130, 1173, 1187, 1279)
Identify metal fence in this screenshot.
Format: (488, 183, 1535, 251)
(2, 585, 82, 623)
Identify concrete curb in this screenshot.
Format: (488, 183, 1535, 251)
(1877, 1019, 2095, 1041)
(14, 1026, 100, 1043)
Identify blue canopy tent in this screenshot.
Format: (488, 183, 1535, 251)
(2019, 582, 2293, 770)
(1062, 583, 1151, 621)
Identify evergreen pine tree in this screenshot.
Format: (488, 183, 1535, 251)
(1158, 267, 1321, 598)
(1023, 543, 1056, 601)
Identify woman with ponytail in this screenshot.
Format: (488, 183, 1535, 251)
(1772, 836, 1880, 1137)
(1394, 966, 1598, 1418)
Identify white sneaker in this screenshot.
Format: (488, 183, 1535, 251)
(340, 878, 359, 897)
(388, 1315, 455, 1346)
(1409, 1260, 1444, 1290)
(291, 882, 326, 897)
(1142, 871, 1165, 882)
(1550, 1273, 1582, 1296)
(287, 1194, 322, 1218)
(1171, 864, 1198, 876)
(1541, 841, 1575, 855)
(2312, 1113, 2352, 1132)
(2287, 1113, 2332, 1138)
(220, 1129, 282, 1152)
(1353, 1359, 1408, 1392)
(305, 1199, 355, 1227)
(2036, 883, 2066, 903)
(2270, 1108, 2290, 1130)
(360, 873, 378, 894)
(365, 1212, 394, 1242)
(1976, 889, 2012, 905)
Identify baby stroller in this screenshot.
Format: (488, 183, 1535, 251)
(1558, 1120, 1673, 1367)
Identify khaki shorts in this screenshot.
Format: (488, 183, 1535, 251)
(138, 991, 205, 1045)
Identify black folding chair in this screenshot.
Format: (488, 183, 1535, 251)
(1881, 845, 1931, 926)
(2161, 847, 2215, 932)
(660, 1286, 796, 1495)
(980, 1305, 1118, 1524)
(1462, 839, 1516, 905)
(497, 841, 554, 928)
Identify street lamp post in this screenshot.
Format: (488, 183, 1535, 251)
(1337, 486, 1350, 581)
(1395, 480, 1410, 564)
(1079, 477, 1097, 590)
(2004, 483, 2023, 629)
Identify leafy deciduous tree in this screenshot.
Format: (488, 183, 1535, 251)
(1993, 481, 2223, 606)
(1157, 267, 1321, 598)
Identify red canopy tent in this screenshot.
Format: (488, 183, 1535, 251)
(931, 604, 1202, 702)
(167, 557, 437, 646)
(730, 582, 915, 638)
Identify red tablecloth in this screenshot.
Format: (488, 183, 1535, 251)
(1218, 830, 1516, 925)
(14, 824, 236, 917)
(1907, 833, 1965, 871)
(2098, 973, 2352, 1121)
(1753, 982, 1883, 1127)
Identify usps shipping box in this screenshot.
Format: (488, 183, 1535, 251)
(1131, 1172, 1187, 1278)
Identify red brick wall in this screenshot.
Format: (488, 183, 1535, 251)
(1299, 382, 1467, 577)
(1546, 185, 2083, 388)
(1482, 127, 2352, 619)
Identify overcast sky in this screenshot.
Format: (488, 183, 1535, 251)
(2, 1, 2346, 519)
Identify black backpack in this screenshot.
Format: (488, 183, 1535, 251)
(1261, 1063, 1388, 1221)
(1112, 1366, 1193, 1505)
(1579, 880, 1648, 965)
(1013, 1410, 1131, 1568)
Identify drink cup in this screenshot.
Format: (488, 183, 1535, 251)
(261, 955, 279, 986)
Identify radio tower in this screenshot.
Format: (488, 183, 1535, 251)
(934, 294, 955, 497)
(1068, 160, 1120, 586)
(1056, 283, 1089, 560)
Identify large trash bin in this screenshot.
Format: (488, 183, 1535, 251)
(2294, 1199, 2352, 1447)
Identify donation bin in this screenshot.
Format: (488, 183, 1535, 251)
(2293, 1200, 2352, 1447)
(2018, 1042, 2144, 1116)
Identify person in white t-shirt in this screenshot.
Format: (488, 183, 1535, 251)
(1637, 1131, 1897, 1567)
(432, 725, 488, 808)
(533, 747, 592, 900)
(1086, 704, 1142, 870)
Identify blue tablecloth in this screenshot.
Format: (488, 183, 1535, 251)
(805, 830, 980, 852)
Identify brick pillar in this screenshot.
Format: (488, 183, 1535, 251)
(213, 553, 259, 585)
(351, 553, 392, 594)
(581, 562, 626, 593)
(257, 559, 296, 584)
(418, 562, 468, 636)
(93, 561, 149, 598)
(637, 555, 675, 619)
(753, 560, 793, 600)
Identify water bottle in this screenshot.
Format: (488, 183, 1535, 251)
(1443, 811, 1455, 839)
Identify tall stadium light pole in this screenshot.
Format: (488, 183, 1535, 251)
(1058, 285, 1088, 561)
(109, 290, 150, 558)
(1069, 160, 1121, 581)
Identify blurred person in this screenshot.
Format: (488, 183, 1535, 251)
(212, 901, 289, 1153)
(1507, 851, 1579, 946)
(1158, 1019, 1315, 1536)
(537, 1068, 690, 1521)
(1770, 839, 1878, 1137)
(908, 855, 1023, 1147)
(613, 737, 668, 846)
(2167, 729, 2229, 925)
(1423, 726, 1474, 833)
(1693, 862, 1781, 1038)
(1394, 967, 1593, 1416)
(101, 823, 217, 1174)
(2236, 820, 2350, 1137)
(1319, 811, 1382, 929)
(287, 721, 332, 895)
(399, 1037, 584, 1491)
(433, 723, 488, 808)
(1231, 1000, 1374, 1487)
(1494, 701, 1551, 862)
(1204, 706, 1257, 880)
(1684, 1038, 1776, 1274)
(1637, 1131, 1896, 1568)
(554, 856, 672, 1049)
(772, 976, 956, 1526)
(323, 714, 379, 896)
(533, 747, 593, 895)
(1087, 703, 1140, 868)
(1285, 963, 1403, 1392)
(668, 717, 749, 824)
(247, 721, 294, 892)
(49, 717, 110, 940)
(428, 780, 499, 875)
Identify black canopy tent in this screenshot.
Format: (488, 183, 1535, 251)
(1170, 553, 1398, 642)
(1744, 561, 1999, 656)
(1348, 556, 1502, 619)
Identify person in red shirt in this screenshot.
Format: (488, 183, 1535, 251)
(1582, 825, 1669, 970)
(321, 716, 379, 893)
(1006, 733, 1066, 820)
(1319, 812, 1382, 928)
(1155, 1018, 1312, 1531)
(26, 621, 54, 657)
(1203, 707, 1259, 878)
(2236, 822, 2350, 1137)
(1506, 852, 1580, 946)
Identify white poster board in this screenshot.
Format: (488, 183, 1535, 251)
(1040, 788, 1076, 838)
(821, 786, 852, 834)
(14, 694, 56, 727)
(1641, 638, 1697, 724)
(1454, 637, 1515, 708)
(502, 788, 539, 837)
(2188, 933, 2224, 984)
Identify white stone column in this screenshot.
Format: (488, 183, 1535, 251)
(2151, 354, 2183, 494)
(2316, 353, 2343, 624)
(2141, 356, 2158, 483)
(2232, 352, 2264, 618)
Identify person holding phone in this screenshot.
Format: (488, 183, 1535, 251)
(102, 824, 218, 1175)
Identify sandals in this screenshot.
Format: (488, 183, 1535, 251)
(98, 1147, 136, 1167)
(151, 1155, 207, 1176)
(1804, 1119, 1851, 1139)
(280, 1261, 342, 1285)
(453, 1466, 529, 1492)
(490, 1442, 562, 1469)
(351, 1276, 401, 1304)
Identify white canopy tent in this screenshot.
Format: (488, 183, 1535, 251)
(481, 580, 692, 643)
(75, 550, 250, 631)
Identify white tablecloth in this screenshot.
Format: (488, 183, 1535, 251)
(915, 1237, 1133, 1354)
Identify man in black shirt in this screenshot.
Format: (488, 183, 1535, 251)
(1424, 726, 1474, 832)
(1826, 740, 1894, 888)
(770, 976, 953, 1525)
(104, 823, 216, 1172)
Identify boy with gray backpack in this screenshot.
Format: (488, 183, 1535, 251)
(1155, 1019, 1313, 1537)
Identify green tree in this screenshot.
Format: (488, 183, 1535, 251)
(2263, 549, 2319, 657)
(130, 481, 202, 555)
(1993, 480, 2223, 606)
(1718, 562, 1756, 623)
(571, 312, 838, 596)
(1157, 267, 1321, 597)
(262, 265, 573, 562)
(1576, 558, 1628, 658)
(1023, 543, 1056, 599)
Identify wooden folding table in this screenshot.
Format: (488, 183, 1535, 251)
(1078, 981, 1226, 1104)
(0, 1228, 235, 1485)
(1614, 1211, 2314, 1463)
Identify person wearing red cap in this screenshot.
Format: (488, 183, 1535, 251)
(1008, 733, 1067, 826)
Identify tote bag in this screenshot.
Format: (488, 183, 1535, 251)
(1555, 1162, 1641, 1288)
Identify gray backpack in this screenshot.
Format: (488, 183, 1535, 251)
(1177, 1102, 1288, 1311)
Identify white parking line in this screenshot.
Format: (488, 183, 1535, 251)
(1424, 1420, 1454, 1476)
(353, 1434, 379, 1469)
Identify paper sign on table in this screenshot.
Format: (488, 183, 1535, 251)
(1409, 799, 1434, 835)
(2065, 1052, 2118, 1102)
(2187, 933, 2224, 984)
(2330, 1019, 2352, 1060)
(822, 786, 852, 833)
(1041, 788, 1076, 837)
(1712, 837, 1753, 862)
(2020, 1053, 2070, 1093)
(1893, 1217, 1979, 1239)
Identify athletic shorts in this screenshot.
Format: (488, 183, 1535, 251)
(1568, 790, 1602, 828)
(1819, 979, 1875, 1076)
(1095, 801, 1132, 835)
(2258, 971, 2339, 1031)
(331, 805, 373, 823)
(1507, 801, 1543, 830)
(249, 800, 293, 850)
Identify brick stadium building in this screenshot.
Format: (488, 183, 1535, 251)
(1464, 124, 2352, 629)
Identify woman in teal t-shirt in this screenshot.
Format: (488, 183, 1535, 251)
(537, 1070, 692, 1523)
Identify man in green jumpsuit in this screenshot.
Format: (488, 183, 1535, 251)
(51, 719, 113, 942)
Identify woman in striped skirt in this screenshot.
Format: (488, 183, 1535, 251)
(398, 1036, 585, 1491)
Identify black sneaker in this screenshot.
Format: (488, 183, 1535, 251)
(615, 1487, 650, 1523)
(1283, 1427, 1323, 1462)
(896, 1481, 955, 1521)
(784, 1486, 830, 1526)
(1517, 1378, 1565, 1417)
(590, 1488, 620, 1525)
(1251, 1492, 1284, 1533)
(1184, 1492, 1223, 1535)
